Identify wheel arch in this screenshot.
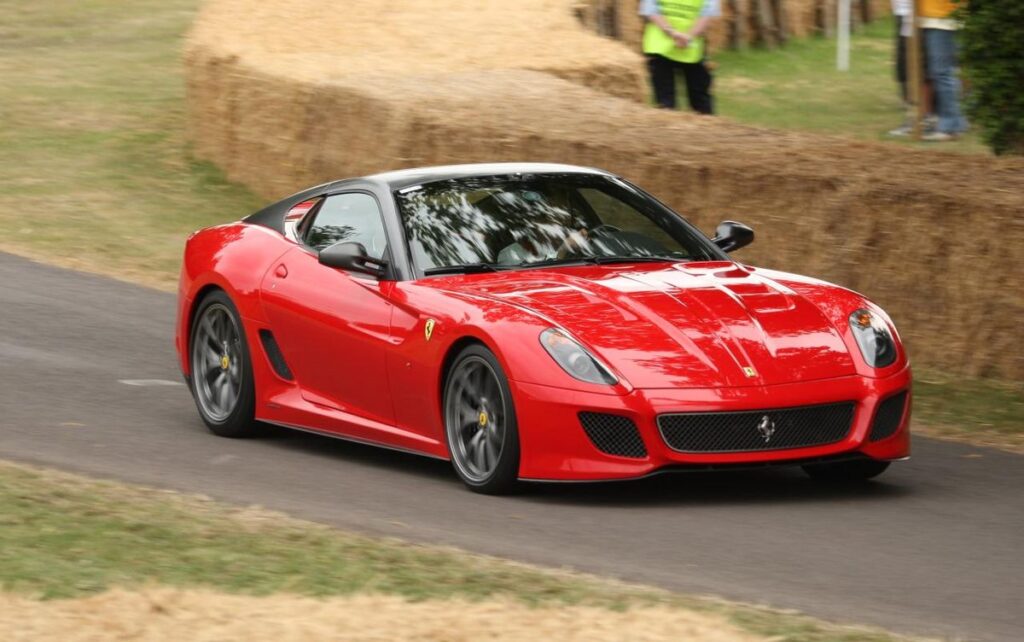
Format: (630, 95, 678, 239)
(185, 283, 263, 381)
(177, 222, 287, 379)
(438, 335, 491, 406)
(189, 284, 225, 324)
(179, 284, 219, 379)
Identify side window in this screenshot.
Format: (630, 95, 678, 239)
(287, 198, 323, 242)
(305, 193, 388, 259)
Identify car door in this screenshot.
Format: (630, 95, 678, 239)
(260, 191, 397, 428)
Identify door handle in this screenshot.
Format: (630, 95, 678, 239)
(275, 264, 288, 278)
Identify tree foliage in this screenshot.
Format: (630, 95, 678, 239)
(959, 0, 1024, 155)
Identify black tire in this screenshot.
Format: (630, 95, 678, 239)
(802, 459, 890, 483)
(443, 344, 520, 494)
(188, 290, 259, 438)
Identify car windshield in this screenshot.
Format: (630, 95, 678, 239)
(394, 173, 724, 274)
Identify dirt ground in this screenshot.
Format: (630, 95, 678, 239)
(0, 588, 763, 642)
(185, 0, 1024, 379)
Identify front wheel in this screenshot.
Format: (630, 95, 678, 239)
(802, 459, 890, 483)
(443, 345, 520, 494)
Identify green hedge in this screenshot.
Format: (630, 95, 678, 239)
(960, 0, 1024, 155)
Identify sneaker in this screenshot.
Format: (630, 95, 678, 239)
(888, 124, 912, 137)
(922, 131, 958, 142)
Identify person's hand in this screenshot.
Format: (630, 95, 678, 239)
(671, 31, 691, 48)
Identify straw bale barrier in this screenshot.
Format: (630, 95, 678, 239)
(185, 0, 1024, 379)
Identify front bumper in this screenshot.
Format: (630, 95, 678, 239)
(512, 366, 912, 481)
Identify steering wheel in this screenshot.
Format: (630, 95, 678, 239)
(553, 225, 626, 259)
(590, 224, 622, 237)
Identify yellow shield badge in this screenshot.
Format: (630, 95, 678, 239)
(424, 318, 436, 342)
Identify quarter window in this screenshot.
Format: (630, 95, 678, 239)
(305, 193, 388, 259)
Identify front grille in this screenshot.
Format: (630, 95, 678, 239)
(658, 402, 855, 453)
(869, 391, 908, 442)
(579, 412, 647, 458)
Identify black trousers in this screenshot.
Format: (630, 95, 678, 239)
(646, 54, 713, 114)
(894, 16, 929, 103)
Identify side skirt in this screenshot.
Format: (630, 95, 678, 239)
(260, 419, 449, 462)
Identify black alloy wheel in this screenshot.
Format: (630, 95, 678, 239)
(189, 290, 258, 437)
(443, 345, 520, 494)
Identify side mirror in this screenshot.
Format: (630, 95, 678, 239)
(712, 221, 754, 253)
(318, 241, 388, 278)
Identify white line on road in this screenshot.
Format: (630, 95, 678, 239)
(118, 379, 184, 387)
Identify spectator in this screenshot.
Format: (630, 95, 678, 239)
(889, 0, 935, 136)
(639, 0, 721, 114)
(920, 0, 968, 141)
(893, 0, 914, 104)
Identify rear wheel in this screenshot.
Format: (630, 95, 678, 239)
(443, 345, 520, 494)
(802, 459, 890, 483)
(189, 290, 258, 437)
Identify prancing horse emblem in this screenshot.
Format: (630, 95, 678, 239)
(424, 318, 436, 341)
(756, 414, 776, 443)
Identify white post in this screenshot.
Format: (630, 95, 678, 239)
(837, 0, 851, 71)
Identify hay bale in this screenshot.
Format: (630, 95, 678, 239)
(185, 0, 1024, 379)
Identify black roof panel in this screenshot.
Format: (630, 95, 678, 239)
(242, 164, 612, 234)
(368, 163, 611, 190)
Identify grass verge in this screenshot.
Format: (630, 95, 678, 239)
(0, 0, 260, 290)
(0, 461, 927, 642)
(912, 370, 1024, 452)
(713, 18, 987, 154)
(0, 589, 766, 642)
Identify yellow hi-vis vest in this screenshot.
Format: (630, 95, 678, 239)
(919, 0, 958, 19)
(642, 0, 706, 63)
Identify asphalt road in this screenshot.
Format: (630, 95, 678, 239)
(1, 251, 1022, 641)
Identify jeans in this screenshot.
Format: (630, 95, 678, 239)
(923, 28, 968, 134)
(646, 55, 714, 114)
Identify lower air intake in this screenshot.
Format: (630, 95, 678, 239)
(658, 402, 855, 453)
(869, 391, 908, 442)
(578, 412, 647, 459)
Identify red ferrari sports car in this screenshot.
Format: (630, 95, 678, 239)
(175, 163, 911, 493)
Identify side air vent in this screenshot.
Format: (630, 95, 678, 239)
(578, 412, 647, 458)
(259, 330, 293, 381)
(869, 391, 908, 442)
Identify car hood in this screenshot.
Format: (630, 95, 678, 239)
(434, 261, 858, 389)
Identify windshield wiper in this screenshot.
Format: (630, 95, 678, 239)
(423, 263, 503, 276)
(516, 257, 592, 269)
(519, 255, 680, 269)
(586, 255, 680, 265)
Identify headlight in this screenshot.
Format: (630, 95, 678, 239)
(539, 328, 617, 385)
(849, 309, 897, 368)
